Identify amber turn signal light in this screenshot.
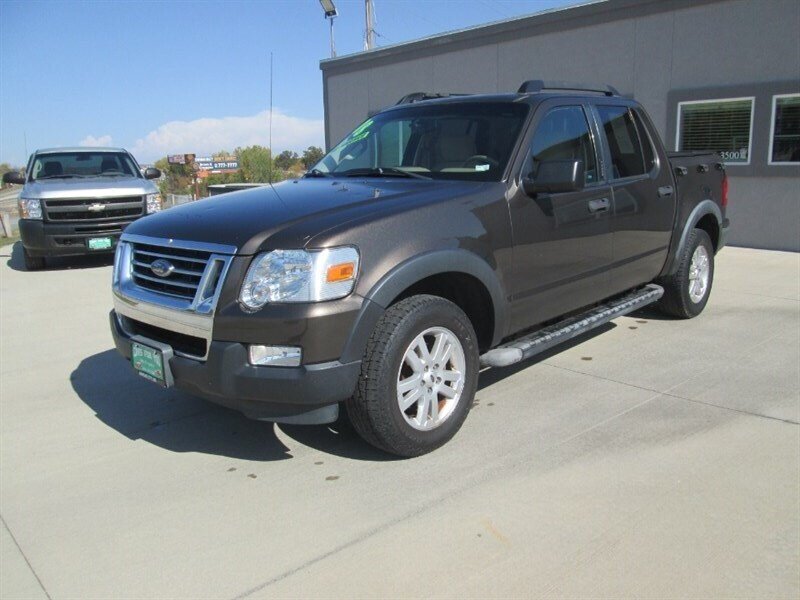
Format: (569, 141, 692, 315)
(326, 262, 355, 283)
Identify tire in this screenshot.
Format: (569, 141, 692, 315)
(23, 248, 46, 271)
(657, 228, 714, 318)
(346, 294, 479, 457)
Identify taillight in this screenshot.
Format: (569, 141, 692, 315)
(721, 173, 728, 209)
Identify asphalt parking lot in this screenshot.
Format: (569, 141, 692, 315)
(1, 242, 798, 599)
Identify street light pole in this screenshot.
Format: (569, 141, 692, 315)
(329, 14, 336, 58)
(319, 0, 338, 59)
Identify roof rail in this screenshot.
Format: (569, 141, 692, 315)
(517, 80, 619, 96)
(395, 92, 470, 105)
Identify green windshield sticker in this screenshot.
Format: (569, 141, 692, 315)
(347, 118, 374, 144)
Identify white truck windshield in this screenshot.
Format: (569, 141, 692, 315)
(30, 152, 139, 181)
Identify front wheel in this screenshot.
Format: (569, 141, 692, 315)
(657, 228, 714, 318)
(346, 295, 479, 457)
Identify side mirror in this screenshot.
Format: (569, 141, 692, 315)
(523, 159, 584, 196)
(2, 171, 26, 185)
(143, 167, 161, 180)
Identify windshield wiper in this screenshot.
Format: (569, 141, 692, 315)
(36, 174, 87, 180)
(341, 167, 431, 180)
(304, 168, 332, 178)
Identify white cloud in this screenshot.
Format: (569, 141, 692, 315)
(79, 134, 113, 147)
(130, 109, 324, 162)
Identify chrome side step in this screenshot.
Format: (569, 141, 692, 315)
(480, 284, 664, 368)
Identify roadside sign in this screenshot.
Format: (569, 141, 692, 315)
(167, 154, 196, 165)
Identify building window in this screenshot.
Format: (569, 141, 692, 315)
(677, 97, 754, 165)
(769, 94, 800, 165)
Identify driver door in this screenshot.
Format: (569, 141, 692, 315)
(507, 101, 614, 333)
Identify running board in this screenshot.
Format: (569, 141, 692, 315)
(480, 284, 664, 368)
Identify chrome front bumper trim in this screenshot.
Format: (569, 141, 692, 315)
(113, 291, 213, 345)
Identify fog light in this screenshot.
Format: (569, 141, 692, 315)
(248, 345, 302, 367)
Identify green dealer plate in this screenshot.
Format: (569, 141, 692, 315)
(131, 342, 166, 386)
(87, 237, 112, 250)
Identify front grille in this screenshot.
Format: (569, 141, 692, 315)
(123, 317, 207, 358)
(130, 243, 212, 301)
(44, 196, 144, 222)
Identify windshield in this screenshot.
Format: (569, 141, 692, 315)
(313, 102, 529, 182)
(30, 152, 140, 181)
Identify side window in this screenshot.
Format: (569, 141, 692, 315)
(632, 110, 656, 172)
(530, 106, 598, 184)
(597, 105, 647, 178)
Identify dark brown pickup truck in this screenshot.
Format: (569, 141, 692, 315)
(110, 80, 729, 457)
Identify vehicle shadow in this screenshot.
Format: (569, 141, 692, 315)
(4, 241, 114, 272)
(71, 349, 395, 462)
(2, 242, 24, 270)
(629, 305, 677, 322)
(72, 324, 619, 462)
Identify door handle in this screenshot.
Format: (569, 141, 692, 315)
(658, 185, 674, 198)
(588, 198, 610, 213)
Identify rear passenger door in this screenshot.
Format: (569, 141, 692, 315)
(592, 104, 676, 295)
(508, 101, 614, 333)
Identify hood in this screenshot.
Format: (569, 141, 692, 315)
(22, 176, 157, 199)
(124, 178, 486, 255)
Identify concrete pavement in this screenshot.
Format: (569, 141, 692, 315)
(0, 244, 798, 598)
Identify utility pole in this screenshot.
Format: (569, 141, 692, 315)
(364, 0, 375, 50)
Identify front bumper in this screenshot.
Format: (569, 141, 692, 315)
(20, 218, 133, 257)
(110, 310, 361, 424)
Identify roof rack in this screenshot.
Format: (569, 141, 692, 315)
(517, 80, 619, 96)
(395, 92, 470, 105)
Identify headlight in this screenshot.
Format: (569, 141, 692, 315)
(18, 198, 42, 219)
(239, 246, 359, 310)
(146, 193, 162, 213)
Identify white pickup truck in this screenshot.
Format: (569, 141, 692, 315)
(2, 147, 162, 270)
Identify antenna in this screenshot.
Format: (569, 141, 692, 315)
(269, 51, 273, 184)
(23, 131, 28, 159)
(364, 0, 375, 50)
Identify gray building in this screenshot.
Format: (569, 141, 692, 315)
(320, 0, 800, 251)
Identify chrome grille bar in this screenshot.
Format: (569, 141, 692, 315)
(43, 196, 144, 222)
(113, 234, 238, 360)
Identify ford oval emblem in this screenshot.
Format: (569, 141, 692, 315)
(150, 258, 175, 278)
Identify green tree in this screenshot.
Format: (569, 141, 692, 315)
(0, 163, 13, 187)
(236, 145, 270, 182)
(301, 146, 324, 169)
(274, 150, 299, 171)
(155, 157, 193, 197)
(236, 145, 286, 183)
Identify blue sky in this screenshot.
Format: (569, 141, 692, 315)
(0, 0, 577, 166)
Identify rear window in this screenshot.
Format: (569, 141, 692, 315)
(30, 152, 140, 181)
(597, 106, 648, 179)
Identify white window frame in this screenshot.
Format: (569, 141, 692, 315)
(768, 93, 800, 166)
(675, 96, 755, 166)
